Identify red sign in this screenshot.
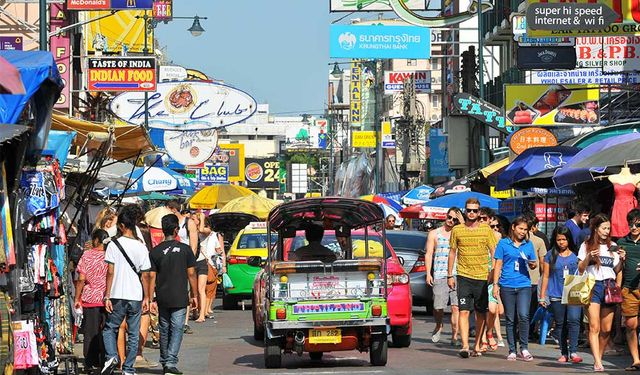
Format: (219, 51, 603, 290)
(386, 71, 429, 84)
(50, 4, 71, 110)
(153, 0, 173, 21)
(509, 127, 558, 155)
(67, 0, 110, 10)
(88, 57, 156, 92)
(535, 203, 567, 222)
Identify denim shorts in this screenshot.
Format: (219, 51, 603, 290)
(591, 279, 617, 305)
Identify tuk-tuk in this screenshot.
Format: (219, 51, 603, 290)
(208, 212, 260, 253)
(251, 198, 389, 368)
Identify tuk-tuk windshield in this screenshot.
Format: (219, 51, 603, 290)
(237, 233, 278, 249)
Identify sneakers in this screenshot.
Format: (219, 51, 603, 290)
(507, 353, 517, 361)
(431, 329, 442, 343)
(520, 349, 534, 362)
(497, 339, 505, 348)
(183, 325, 193, 334)
(164, 366, 184, 375)
(101, 356, 119, 375)
(557, 355, 568, 363)
(570, 353, 583, 363)
(135, 355, 159, 368)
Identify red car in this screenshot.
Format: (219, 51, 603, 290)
(252, 230, 413, 347)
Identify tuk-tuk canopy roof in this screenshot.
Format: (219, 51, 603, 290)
(208, 212, 260, 233)
(268, 197, 384, 232)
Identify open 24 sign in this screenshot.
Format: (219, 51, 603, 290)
(197, 163, 229, 184)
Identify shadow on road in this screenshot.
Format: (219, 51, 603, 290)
(234, 353, 371, 370)
(240, 335, 264, 348)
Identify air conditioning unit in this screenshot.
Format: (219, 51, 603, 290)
(431, 114, 440, 121)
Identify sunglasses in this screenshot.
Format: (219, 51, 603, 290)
(465, 208, 479, 213)
(632, 222, 640, 229)
(447, 215, 460, 222)
(490, 224, 500, 229)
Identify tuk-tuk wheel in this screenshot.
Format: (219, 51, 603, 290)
(264, 338, 282, 369)
(253, 322, 264, 341)
(369, 336, 388, 366)
(309, 352, 323, 360)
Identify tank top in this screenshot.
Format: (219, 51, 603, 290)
(434, 228, 455, 279)
(177, 217, 189, 246)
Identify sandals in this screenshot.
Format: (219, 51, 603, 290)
(480, 342, 488, 352)
(486, 334, 498, 351)
(458, 349, 470, 358)
(470, 350, 483, 357)
(520, 350, 534, 362)
(626, 364, 640, 371)
(594, 364, 605, 372)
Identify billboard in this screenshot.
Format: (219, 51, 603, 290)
(429, 134, 449, 177)
(350, 60, 362, 127)
(530, 69, 640, 85)
(527, 0, 640, 37)
(85, 10, 153, 53)
(352, 131, 376, 148)
(0, 37, 22, 50)
(509, 127, 558, 155)
(285, 119, 328, 150)
(384, 70, 431, 93)
(205, 144, 245, 183)
(50, 4, 71, 110)
(88, 57, 156, 91)
(504, 84, 600, 127)
(516, 46, 577, 70)
(330, 0, 427, 12)
(153, 0, 172, 21)
(576, 36, 640, 72)
(512, 14, 574, 46)
(109, 81, 257, 130)
(68, 0, 152, 10)
(329, 25, 431, 59)
(245, 158, 280, 189)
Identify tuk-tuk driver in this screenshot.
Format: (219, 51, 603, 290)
(289, 223, 337, 262)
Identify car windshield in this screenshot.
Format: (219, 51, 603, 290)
(237, 233, 278, 249)
(287, 233, 391, 260)
(386, 232, 427, 253)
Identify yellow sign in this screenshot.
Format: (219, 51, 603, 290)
(352, 131, 376, 148)
(490, 186, 515, 199)
(85, 10, 154, 53)
(350, 60, 362, 127)
(505, 84, 600, 127)
(217, 143, 246, 183)
(528, 0, 640, 36)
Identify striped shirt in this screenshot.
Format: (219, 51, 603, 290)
(450, 223, 498, 280)
(433, 228, 454, 280)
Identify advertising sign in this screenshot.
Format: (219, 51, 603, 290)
(504, 84, 600, 127)
(490, 187, 515, 199)
(509, 127, 558, 155)
(110, 81, 257, 130)
(197, 163, 229, 184)
(50, 4, 71, 110)
(352, 131, 376, 148)
(530, 69, 640, 85)
(452, 93, 510, 133)
(329, 25, 431, 59)
(159, 65, 187, 82)
(512, 15, 574, 46)
(68, 0, 152, 10)
(429, 134, 449, 177)
(516, 47, 577, 70)
(527, 0, 640, 37)
(350, 60, 362, 127)
(381, 120, 395, 149)
(88, 57, 156, 92)
(163, 129, 218, 166)
(576, 36, 640, 72)
(383, 70, 431, 94)
(526, 2, 618, 31)
(212, 144, 245, 183)
(85, 10, 153, 53)
(535, 203, 568, 222)
(330, 0, 427, 12)
(285, 119, 328, 150)
(245, 158, 280, 189)
(291, 163, 308, 194)
(152, 0, 172, 21)
(0, 36, 23, 50)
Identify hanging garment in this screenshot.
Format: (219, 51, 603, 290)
(611, 182, 639, 237)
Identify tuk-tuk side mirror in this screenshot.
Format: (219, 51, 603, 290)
(247, 256, 263, 267)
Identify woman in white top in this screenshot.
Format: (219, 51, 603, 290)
(577, 213, 626, 372)
(200, 217, 225, 319)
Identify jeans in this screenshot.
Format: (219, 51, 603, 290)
(158, 306, 188, 368)
(549, 300, 581, 356)
(102, 299, 142, 374)
(500, 286, 532, 354)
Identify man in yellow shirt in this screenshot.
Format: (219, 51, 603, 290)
(447, 198, 498, 358)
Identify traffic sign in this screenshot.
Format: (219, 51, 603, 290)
(526, 2, 618, 31)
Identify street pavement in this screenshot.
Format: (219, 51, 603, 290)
(89, 303, 633, 375)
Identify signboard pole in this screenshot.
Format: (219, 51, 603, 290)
(39, 0, 47, 50)
(143, 11, 150, 132)
(478, 2, 488, 168)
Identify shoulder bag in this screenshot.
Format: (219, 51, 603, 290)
(605, 279, 623, 304)
(112, 238, 142, 286)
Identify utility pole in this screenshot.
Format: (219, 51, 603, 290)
(39, 0, 47, 51)
(374, 59, 384, 193)
(478, 4, 488, 167)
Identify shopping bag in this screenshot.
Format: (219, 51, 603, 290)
(562, 271, 595, 305)
(222, 273, 234, 289)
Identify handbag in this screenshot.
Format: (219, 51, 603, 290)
(604, 279, 623, 304)
(562, 271, 596, 305)
(222, 273, 234, 289)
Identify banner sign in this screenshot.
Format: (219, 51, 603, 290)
(214, 144, 245, 183)
(429, 134, 450, 177)
(530, 69, 640, 85)
(505, 84, 600, 127)
(159, 65, 187, 82)
(512, 15, 574, 46)
(350, 61, 362, 127)
(330, 0, 427, 12)
(197, 163, 228, 184)
(517, 46, 577, 70)
(526, 2, 618, 31)
(383, 70, 431, 93)
(68, 0, 152, 10)
(382, 120, 395, 148)
(0, 36, 22, 50)
(452, 93, 511, 133)
(50, 4, 70, 110)
(576, 36, 640, 72)
(509, 127, 558, 155)
(535, 203, 568, 222)
(285, 119, 328, 150)
(152, 0, 172, 21)
(85, 10, 153, 53)
(88, 57, 156, 91)
(527, 0, 640, 37)
(110, 81, 257, 130)
(352, 131, 376, 148)
(245, 158, 280, 189)
(329, 25, 431, 59)
(163, 129, 218, 166)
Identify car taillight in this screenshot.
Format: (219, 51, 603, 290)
(387, 273, 410, 285)
(228, 256, 247, 264)
(371, 304, 382, 317)
(410, 255, 426, 273)
(276, 308, 286, 320)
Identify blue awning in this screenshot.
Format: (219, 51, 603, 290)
(43, 130, 76, 168)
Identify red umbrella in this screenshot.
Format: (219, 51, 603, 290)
(0, 56, 25, 94)
(399, 204, 448, 220)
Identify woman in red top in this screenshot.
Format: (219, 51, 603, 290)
(74, 229, 109, 374)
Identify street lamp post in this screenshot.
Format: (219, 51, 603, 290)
(39, 0, 47, 50)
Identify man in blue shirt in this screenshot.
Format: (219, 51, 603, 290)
(564, 203, 590, 250)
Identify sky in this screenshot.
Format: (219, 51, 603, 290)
(155, 1, 331, 117)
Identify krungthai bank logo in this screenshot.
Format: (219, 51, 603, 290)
(338, 32, 357, 50)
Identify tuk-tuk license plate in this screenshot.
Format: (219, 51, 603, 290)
(309, 328, 342, 344)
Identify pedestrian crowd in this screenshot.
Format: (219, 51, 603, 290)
(73, 201, 224, 375)
(424, 198, 640, 372)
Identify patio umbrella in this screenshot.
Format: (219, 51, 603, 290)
(218, 194, 279, 220)
(144, 206, 173, 228)
(399, 204, 449, 220)
(496, 146, 580, 190)
(139, 192, 174, 201)
(110, 166, 194, 196)
(400, 192, 500, 220)
(377, 203, 404, 225)
(189, 184, 255, 209)
(401, 185, 435, 205)
(553, 132, 640, 187)
(0, 56, 25, 94)
(430, 178, 472, 199)
(360, 194, 403, 211)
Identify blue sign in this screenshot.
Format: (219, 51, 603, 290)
(110, 0, 153, 9)
(429, 135, 450, 177)
(197, 163, 229, 184)
(329, 25, 431, 59)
